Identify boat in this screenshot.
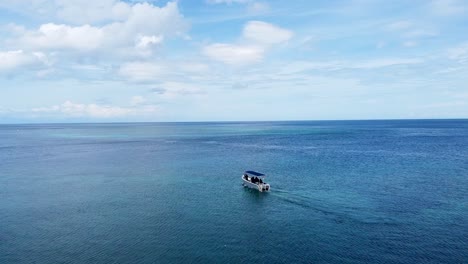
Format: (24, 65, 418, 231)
(242, 171, 270, 192)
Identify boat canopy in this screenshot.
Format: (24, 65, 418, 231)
(245, 171, 266, 177)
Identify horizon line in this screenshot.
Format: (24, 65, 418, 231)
(1, 117, 467, 126)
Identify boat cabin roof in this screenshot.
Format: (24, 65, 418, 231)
(245, 171, 266, 177)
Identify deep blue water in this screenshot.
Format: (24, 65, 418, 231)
(1, 120, 467, 263)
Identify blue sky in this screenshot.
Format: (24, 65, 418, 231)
(0, 0, 467, 123)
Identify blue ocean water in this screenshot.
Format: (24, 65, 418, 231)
(1, 120, 467, 263)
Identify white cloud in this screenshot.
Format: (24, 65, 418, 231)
(247, 2, 270, 14)
(344, 58, 423, 69)
(386, 20, 412, 31)
(123, 2, 188, 39)
(0, 50, 47, 72)
(203, 44, 264, 65)
(32, 100, 131, 117)
(206, 0, 249, 4)
(11, 2, 188, 55)
(403, 41, 418, 47)
(430, 0, 466, 16)
(160, 82, 203, 97)
(203, 21, 292, 65)
(55, 0, 131, 24)
(0, 1, 192, 79)
(2, 23, 26, 36)
(421, 100, 467, 108)
(178, 62, 210, 73)
(32, 100, 158, 118)
(119, 60, 211, 83)
(0, 0, 54, 19)
(119, 62, 166, 81)
(447, 42, 468, 63)
(130, 95, 146, 106)
(0, 1, 122, 27)
(0, 0, 131, 25)
(136, 35, 164, 49)
(242, 21, 293, 45)
(205, 0, 270, 17)
(386, 20, 438, 39)
(277, 58, 424, 74)
(20, 23, 104, 51)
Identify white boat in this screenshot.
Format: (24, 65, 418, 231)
(242, 171, 270, 192)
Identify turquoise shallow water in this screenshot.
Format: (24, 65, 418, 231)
(1, 120, 467, 263)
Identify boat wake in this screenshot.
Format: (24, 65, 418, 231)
(270, 187, 399, 227)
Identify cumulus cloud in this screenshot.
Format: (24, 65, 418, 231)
(203, 21, 292, 65)
(0, 0, 138, 25)
(19, 23, 104, 51)
(55, 0, 131, 24)
(11, 2, 188, 55)
(136, 35, 164, 49)
(242, 21, 293, 45)
(0, 50, 48, 72)
(2, 23, 26, 36)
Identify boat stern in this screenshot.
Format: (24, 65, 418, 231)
(258, 183, 270, 192)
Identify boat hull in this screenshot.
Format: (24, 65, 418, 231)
(242, 178, 270, 192)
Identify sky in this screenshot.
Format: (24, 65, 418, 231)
(0, 0, 467, 123)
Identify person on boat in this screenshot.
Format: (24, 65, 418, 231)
(259, 178, 263, 184)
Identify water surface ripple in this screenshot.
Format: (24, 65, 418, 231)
(1, 120, 467, 263)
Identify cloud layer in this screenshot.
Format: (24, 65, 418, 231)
(32, 100, 158, 118)
(7, 1, 188, 56)
(0, 0, 467, 121)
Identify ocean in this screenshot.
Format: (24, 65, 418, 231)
(1, 120, 467, 263)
